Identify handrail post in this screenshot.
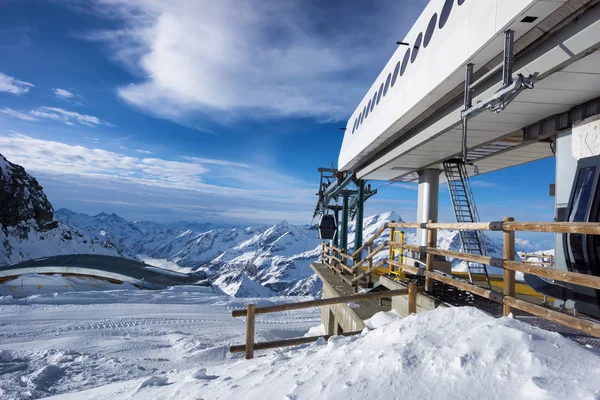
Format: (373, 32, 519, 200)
(503, 217, 516, 317)
(367, 242, 374, 287)
(388, 221, 396, 275)
(320, 242, 324, 263)
(408, 281, 417, 315)
(245, 304, 256, 359)
(425, 220, 436, 292)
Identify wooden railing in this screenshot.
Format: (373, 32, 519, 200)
(230, 284, 420, 359)
(522, 253, 554, 268)
(319, 217, 600, 339)
(228, 218, 600, 360)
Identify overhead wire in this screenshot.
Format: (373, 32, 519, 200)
(296, 214, 317, 280)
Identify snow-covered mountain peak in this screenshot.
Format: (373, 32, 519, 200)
(0, 155, 134, 265)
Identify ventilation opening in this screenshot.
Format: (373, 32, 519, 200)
(521, 16, 538, 23)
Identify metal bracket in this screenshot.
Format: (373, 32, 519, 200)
(489, 258, 504, 268)
(488, 291, 505, 304)
(460, 30, 537, 163)
(462, 73, 536, 118)
(488, 221, 504, 231)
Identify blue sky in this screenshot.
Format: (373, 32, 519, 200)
(0, 0, 555, 243)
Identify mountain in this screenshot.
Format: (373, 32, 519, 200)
(0, 154, 134, 265)
(56, 207, 548, 297)
(54, 209, 229, 257)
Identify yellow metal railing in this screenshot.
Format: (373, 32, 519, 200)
(388, 230, 405, 279)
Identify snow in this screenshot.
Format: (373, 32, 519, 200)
(304, 324, 326, 337)
(0, 220, 136, 266)
(135, 376, 169, 391)
(0, 273, 138, 297)
(0, 286, 319, 399)
(137, 255, 192, 274)
(21, 305, 598, 400)
(363, 309, 401, 329)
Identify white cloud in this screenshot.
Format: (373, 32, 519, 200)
(0, 71, 34, 95)
(135, 149, 153, 154)
(81, 0, 426, 123)
(30, 106, 112, 127)
(0, 134, 315, 223)
(0, 107, 38, 122)
(54, 88, 75, 99)
(53, 88, 84, 104)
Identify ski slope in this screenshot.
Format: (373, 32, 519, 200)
(0, 285, 318, 400)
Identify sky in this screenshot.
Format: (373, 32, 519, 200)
(0, 0, 556, 244)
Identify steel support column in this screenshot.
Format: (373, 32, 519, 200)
(341, 193, 350, 252)
(333, 208, 340, 252)
(354, 180, 365, 258)
(417, 169, 440, 248)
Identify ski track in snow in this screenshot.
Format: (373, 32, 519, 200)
(0, 286, 319, 400)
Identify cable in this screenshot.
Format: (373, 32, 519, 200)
(372, 180, 410, 191)
(296, 215, 316, 280)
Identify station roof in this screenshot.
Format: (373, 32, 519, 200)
(339, 0, 600, 182)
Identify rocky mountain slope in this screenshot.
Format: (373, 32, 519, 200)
(0, 154, 134, 265)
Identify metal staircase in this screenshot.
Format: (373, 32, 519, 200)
(443, 159, 492, 289)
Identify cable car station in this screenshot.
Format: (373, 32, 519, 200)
(311, 0, 600, 343)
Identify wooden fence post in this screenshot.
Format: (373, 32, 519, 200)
(425, 220, 436, 292)
(503, 217, 516, 317)
(367, 242, 374, 287)
(408, 281, 417, 315)
(320, 242, 324, 263)
(388, 221, 396, 275)
(245, 304, 256, 359)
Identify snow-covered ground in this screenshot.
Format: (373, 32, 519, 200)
(0, 284, 318, 400)
(1, 280, 599, 400)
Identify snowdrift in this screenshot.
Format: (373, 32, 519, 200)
(122, 307, 600, 400)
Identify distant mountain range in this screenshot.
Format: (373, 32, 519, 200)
(0, 152, 551, 297)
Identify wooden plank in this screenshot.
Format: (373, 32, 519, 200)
(424, 270, 500, 301)
(387, 259, 421, 275)
(245, 304, 256, 360)
(425, 220, 436, 292)
(231, 288, 410, 317)
(502, 260, 600, 291)
(502, 221, 600, 234)
(352, 224, 388, 257)
(408, 282, 417, 315)
(351, 260, 386, 283)
(230, 330, 364, 353)
(503, 296, 600, 339)
(503, 217, 516, 317)
(389, 220, 600, 234)
(367, 242, 374, 286)
(388, 221, 492, 230)
(326, 254, 342, 263)
(427, 248, 491, 265)
(352, 242, 386, 271)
